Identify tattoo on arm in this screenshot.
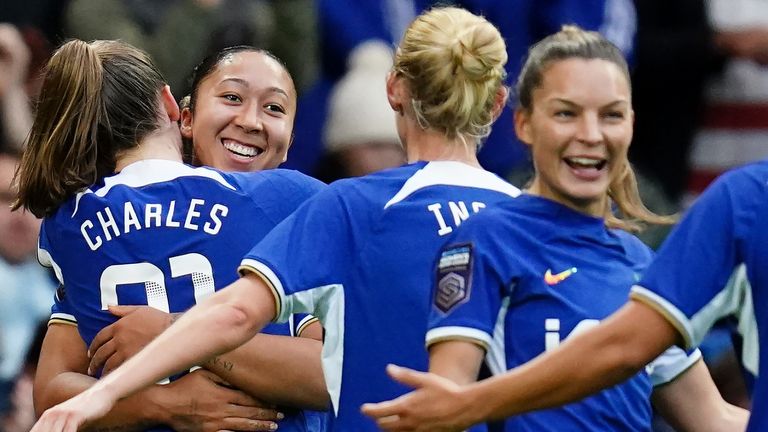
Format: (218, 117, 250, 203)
(207, 356, 234, 371)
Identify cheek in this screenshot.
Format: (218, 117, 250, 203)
(267, 118, 293, 147)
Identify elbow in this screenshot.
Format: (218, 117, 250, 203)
(304, 376, 332, 411)
(213, 303, 259, 349)
(33, 381, 54, 418)
(593, 334, 650, 384)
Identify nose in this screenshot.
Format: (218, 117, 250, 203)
(234, 102, 263, 133)
(576, 112, 602, 145)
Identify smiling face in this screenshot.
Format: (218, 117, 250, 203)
(182, 51, 296, 172)
(516, 58, 633, 216)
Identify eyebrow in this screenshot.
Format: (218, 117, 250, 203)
(219, 78, 290, 98)
(550, 98, 629, 108)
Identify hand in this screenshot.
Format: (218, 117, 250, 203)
(30, 385, 117, 432)
(161, 369, 283, 432)
(88, 305, 176, 376)
(0, 24, 30, 97)
(361, 364, 478, 432)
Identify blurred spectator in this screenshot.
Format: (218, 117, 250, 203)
(64, 0, 317, 95)
(629, 0, 725, 205)
(317, 41, 404, 182)
(1, 322, 45, 432)
(0, 151, 56, 417)
(0, 24, 33, 153)
(0, 0, 67, 45)
(686, 0, 768, 200)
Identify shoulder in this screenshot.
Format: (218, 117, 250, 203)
(227, 169, 326, 196)
(706, 161, 768, 204)
(612, 229, 654, 265)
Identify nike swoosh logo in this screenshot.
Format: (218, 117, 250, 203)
(544, 267, 578, 285)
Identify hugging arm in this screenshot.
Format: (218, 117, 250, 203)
(89, 305, 328, 410)
(32, 273, 279, 432)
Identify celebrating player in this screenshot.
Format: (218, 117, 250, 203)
(360, 26, 752, 432)
(18, 39, 325, 431)
(76, 45, 329, 431)
(30, 6, 522, 432)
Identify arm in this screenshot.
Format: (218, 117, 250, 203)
(652, 358, 749, 432)
(203, 321, 328, 410)
(35, 323, 163, 430)
(89, 306, 328, 410)
(32, 273, 278, 432)
(428, 340, 485, 385)
(38, 324, 280, 432)
(363, 300, 680, 431)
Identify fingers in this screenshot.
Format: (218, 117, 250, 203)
(107, 305, 141, 317)
(217, 416, 279, 431)
(88, 339, 116, 376)
(228, 388, 275, 410)
(361, 394, 409, 419)
(88, 324, 114, 359)
(386, 364, 429, 389)
(101, 349, 126, 376)
(227, 404, 283, 422)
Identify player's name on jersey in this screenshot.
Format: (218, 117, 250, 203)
(81, 199, 229, 251)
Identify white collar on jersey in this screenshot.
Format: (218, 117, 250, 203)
(72, 160, 235, 217)
(384, 161, 520, 209)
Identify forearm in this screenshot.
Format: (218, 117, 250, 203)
(91, 275, 275, 404)
(468, 302, 678, 422)
(653, 359, 749, 432)
(37, 372, 163, 431)
(204, 333, 328, 410)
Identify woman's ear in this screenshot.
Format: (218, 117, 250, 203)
(386, 71, 405, 115)
(491, 86, 509, 121)
(514, 108, 533, 147)
(179, 107, 194, 139)
(161, 85, 180, 122)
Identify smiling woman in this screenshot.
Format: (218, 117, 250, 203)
(180, 46, 297, 172)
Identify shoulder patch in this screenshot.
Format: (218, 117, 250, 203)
(434, 243, 473, 313)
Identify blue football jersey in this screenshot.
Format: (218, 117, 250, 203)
(38, 159, 326, 432)
(631, 161, 768, 432)
(427, 195, 701, 431)
(239, 161, 520, 431)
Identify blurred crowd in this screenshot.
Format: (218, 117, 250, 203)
(1, 0, 767, 430)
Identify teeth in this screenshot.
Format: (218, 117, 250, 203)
(567, 157, 601, 167)
(223, 140, 262, 157)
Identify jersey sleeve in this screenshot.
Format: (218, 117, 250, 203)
(630, 167, 764, 349)
(425, 213, 510, 351)
(293, 313, 320, 338)
(239, 186, 354, 323)
(237, 169, 326, 225)
(38, 219, 76, 326)
(647, 346, 702, 387)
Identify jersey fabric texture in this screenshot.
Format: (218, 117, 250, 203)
(239, 161, 521, 431)
(631, 160, 768, 432)
(427, 194, 700, 431)
(39, 160, 326, 432)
